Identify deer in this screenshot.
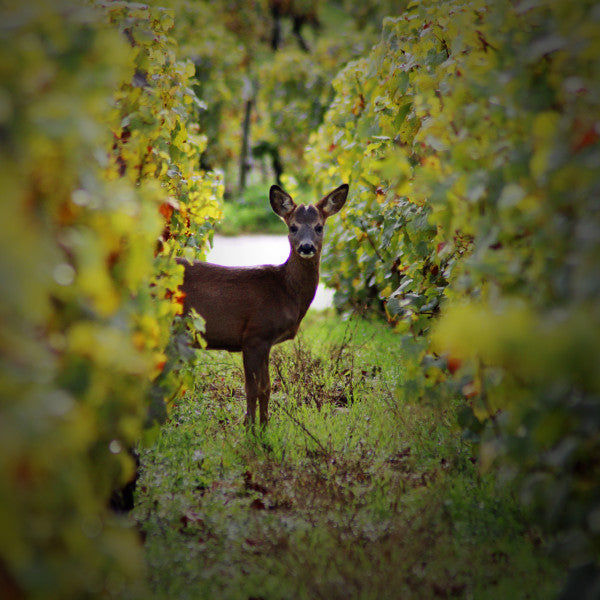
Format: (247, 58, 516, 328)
(177, 183, 349, 426)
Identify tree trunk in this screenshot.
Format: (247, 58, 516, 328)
(238, 97, 253, 196)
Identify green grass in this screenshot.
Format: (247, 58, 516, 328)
(218, 183, 284, 235)
(218, 180, 317, 235)
(134, 311, 565, 599)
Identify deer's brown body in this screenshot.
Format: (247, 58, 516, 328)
(178, 184, 348, 425)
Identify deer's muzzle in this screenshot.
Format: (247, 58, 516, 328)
(298, 243, 316, 258)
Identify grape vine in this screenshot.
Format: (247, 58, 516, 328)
(306, 0, 600, 577)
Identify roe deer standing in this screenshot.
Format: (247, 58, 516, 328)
(177, 183, 349, 426)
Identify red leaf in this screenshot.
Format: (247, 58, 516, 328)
(447, 356, 462, 375)
(572, 126, 599, 153)
(159, 202, 174, 220)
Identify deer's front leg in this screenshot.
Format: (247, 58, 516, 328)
(242, 343, 271, 426)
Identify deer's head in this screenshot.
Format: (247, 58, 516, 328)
(270, 184, 348, 259)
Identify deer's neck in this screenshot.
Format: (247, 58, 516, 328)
(283, 250, 321, 313)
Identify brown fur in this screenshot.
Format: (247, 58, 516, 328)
(178, 184, 348, 425)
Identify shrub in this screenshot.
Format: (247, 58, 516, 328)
(305, 0, 600, 578)
(0, 1, 221, 597)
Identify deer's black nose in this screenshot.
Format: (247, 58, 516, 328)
(298, 243, 316, 257)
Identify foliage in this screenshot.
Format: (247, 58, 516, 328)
(254, 25, 372, 176)
(337, 0, 409, 31)
(145, 1, 382, 191)
(153, 0, 268, 175)
(0, 1, 220, 597)
(134, 312, 563, 599)
(305, 0, 600, 580)
(105, 0, 223, 406)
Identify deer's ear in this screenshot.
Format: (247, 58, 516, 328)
(315, 184, 349, 219)
(270, 185, 296, 220)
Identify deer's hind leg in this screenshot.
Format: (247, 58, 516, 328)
(242, 342, 271, 427)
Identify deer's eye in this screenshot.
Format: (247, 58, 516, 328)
(290, 225, 298, 233)
(315, 225, 323, 234)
